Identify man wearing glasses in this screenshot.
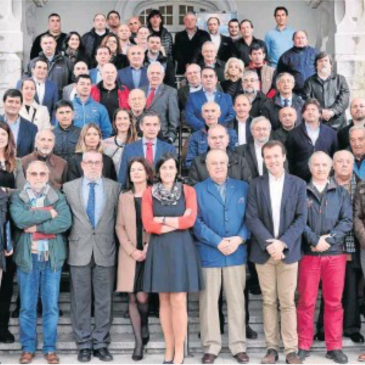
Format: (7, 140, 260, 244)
(63, 151, 120, 363)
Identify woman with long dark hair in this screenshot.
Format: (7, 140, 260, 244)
(101, 33, 129, 70)
(63, 31, 90, 66)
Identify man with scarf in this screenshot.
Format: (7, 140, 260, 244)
(10, 160, 71, 365)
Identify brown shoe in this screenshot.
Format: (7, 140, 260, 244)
(19, 352, 34, 364)
(261, 349, 278, 364)
(44, 352, 60, 364)
(202, 353, 217, 364)
(235, 352, 250, 364)
(286, 352, 302, 364)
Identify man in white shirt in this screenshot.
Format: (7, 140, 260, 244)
(246, 140, 307, 365)
(232, 94, 253, 146)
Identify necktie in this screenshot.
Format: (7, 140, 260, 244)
(146, 88, 155, 109)
(146, 142, 154, 164)
(86, 182, 96, 229)
(283, 98, 289, 107)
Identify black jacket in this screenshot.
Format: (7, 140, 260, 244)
(247, 91, 269, 118)
(53, 124, 82, 163)
(82, 28, 110, 67)
(144, 51, 176, 88)
(337, 120, 354, 150)
(231, 116, 254, 145)
(149, 27, 174, 59)
(261, 93, 304, 130)
(174, 28, 210, 74)
(303, 73, 350, 130)
(286, 122, 338, 182)
(197, 58, 226, 83)
(0, 190, 8, 271)
(27, 52, 73, 95)
(30, 32, 67, 60)
(188, 149, 252, 186)
(214, 34, 236, 62)
(67, 152, 117, 182)
(234, 37, 268, 67)
(272, 127, 291, 145)
(303, 179, 353, 256)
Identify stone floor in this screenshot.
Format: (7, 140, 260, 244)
(0, 352, 363, 364)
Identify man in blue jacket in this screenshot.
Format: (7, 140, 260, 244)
(246, 140, 307, 364)
(194, 149, 250, 365)
(72, 74, 112, 139)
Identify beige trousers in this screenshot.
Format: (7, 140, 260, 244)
(255, 257, 298, 355)
(199, 265, 246, 356)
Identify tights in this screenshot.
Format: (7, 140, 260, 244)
(128, 292, 149, 355)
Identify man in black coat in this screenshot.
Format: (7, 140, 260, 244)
(174, 12, 210, 75)
(272, 107, 297, 145)
(262, 72, 304, 130)
(303, 52, 350, 130)
(30, 13, 67, 60)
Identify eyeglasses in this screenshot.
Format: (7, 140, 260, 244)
(83, 161, 103, 167)
(29, 172, 47, 177)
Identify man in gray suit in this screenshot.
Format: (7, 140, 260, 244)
(141, 61, 180, 144)
(63, 150, 120, 363)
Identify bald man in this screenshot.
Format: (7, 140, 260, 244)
(272, 107, 297, 145)
(128, 88, 147, 136)
(338, 98, 365, 149)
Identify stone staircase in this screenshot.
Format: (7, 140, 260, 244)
(1, 276, 365, 356)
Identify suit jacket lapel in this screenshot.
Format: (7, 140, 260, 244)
(262, 175, 273, 219)
(155, 139, 162, 162)
(150, 85, 164, 108)
(207, 179, 224, 206)
(97, 178, 112, 226)
(225, 180, 236, 207)
(249, 143, 259, 176)
(17, 120, 25, 149)
(280, 174, 291, 216)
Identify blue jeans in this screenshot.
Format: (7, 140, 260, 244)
(17, 254, 62, 353)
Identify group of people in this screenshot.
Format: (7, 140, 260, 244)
(0, 4, 365, 365)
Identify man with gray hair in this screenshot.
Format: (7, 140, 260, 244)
(349, 125, 365, 180)
(22, 129, 68, 191)
(236, 116, 273, 179)
(141, 61, 179, 143)
(10, 160, 71, 364)
(63, 150, 120, 363)
(297, 151, 352, 364)
(240, 70, 269, 118)
(262, 72, 304, 129)
(197, 41, 226, 82)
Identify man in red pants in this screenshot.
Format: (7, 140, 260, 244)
(297, 151, 353, 364)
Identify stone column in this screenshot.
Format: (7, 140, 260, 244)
(0, 0, 23, 109)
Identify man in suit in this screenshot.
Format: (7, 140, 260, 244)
(62, 61, 89, 102)
(194, 149, 250, 365)
(63, 150, 120, 363)
(272, 107, 297, 145)
(236, 116, 272, 179)
(118, 111, 176, 188)
(89, 46, 112, 85)
(18, 57, 59, 116)
(186, 67, 235, 132)
(207, 17, 235, 62)
(0, 89, 38, 158)
(141, 62, 179, 144)
(117, 45, 148, 90)
(246, 140, 307, 364)
(174, 12, 210, 75)
(246, 43, 275, 95)
(232, 94, 254, 146)
(262, 72, 304, 130)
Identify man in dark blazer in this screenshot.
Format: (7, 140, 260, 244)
(286, 99, 338, 182)
(174, 12, 210, 75)
(186, 67, 234, 132)
(141, 62, 179, 143)
(206, 16, 235, 62)
(118, 112, 176, 188)
(118, 45, 148, 90)
(262, 72, 304, 130)
(246, 140, 307, 365)
(0, 89, 38, 158)
(63, 150, 120, 363)
(232, 94, 254, 146)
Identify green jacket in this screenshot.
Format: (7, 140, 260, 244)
(10, 186, 72, 273)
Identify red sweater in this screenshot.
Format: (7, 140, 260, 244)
(90, 83, 130, 110)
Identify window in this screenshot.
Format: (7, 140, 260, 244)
(179, 5, 194, 25)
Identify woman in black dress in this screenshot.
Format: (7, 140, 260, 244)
(142, 154, 203, 364)
(221, 57, 245, 98)
(116, 157, 154, 361)
(67, 123, 117, 181)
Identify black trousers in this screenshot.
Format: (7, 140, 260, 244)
(0, 257, 16, 330)
(316, 260, 362, 335)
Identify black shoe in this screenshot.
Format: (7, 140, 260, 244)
(326, 350, 348, 364)
(93, 348, 113, 362)
(142, 334, 150, 346)
(246, 325, 258, 340)
(314, 331, 325, 341)
(344, 332, 364, 343)
(77, 349, 92, 363)
(0, 329, 15, 344)
(132, 345, 144, 361)
(297, 349, 310, 362)
(250, 286, 262, 295)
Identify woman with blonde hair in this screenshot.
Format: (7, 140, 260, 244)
(221, 57, 245, 98)
(67, 123, 117, 181)
(102, 109, 138, 175)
